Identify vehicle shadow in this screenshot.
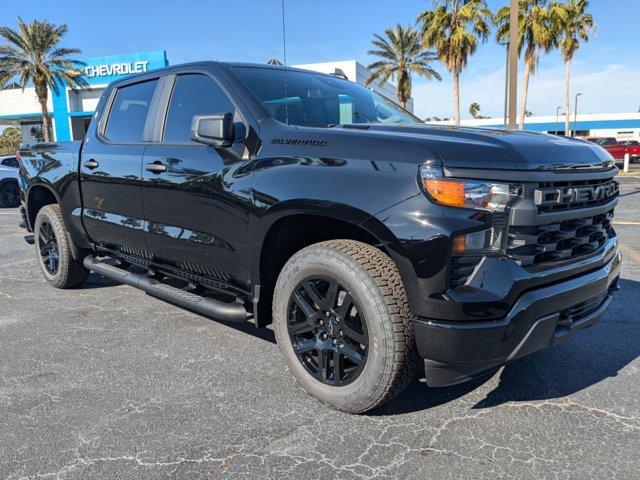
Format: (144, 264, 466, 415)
(619, 188, 640, 197)
(75, 272, 124, 289)
(370, 277, 640, 416)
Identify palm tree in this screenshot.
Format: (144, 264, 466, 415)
(551, 0, 594, 136)
(365, 24, 442, 109)
(0, 18, 86, 141)
(495, 0, 558, 130)
(469, 101, 481, 118)
(417, 0, 492, 125)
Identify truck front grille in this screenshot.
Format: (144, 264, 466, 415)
(507, 210, 615, 267)
(532, 177, 618, 213)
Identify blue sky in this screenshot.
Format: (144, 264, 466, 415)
(1, 0, 639, 119)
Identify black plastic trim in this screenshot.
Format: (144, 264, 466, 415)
(443, 166, 618, 183)
(84, 256, 248, 323)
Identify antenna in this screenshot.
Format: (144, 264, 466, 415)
(281, 0, 289, 125)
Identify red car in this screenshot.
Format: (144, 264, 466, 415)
(587, 137, 640, 161)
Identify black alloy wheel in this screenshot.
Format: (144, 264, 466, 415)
(287, 276, 369, 386)
(0, 182, 19, 207)
(38, 220, 60, 275)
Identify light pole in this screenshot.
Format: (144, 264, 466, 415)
(573, 92, 583, 137)
(555, 106, 561, 135)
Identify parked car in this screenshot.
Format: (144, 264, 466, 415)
(619, 140, 640, 161)
(587, 137, 640, 161)
(0, 155, 20, 208)
(17, 63, 621, 413)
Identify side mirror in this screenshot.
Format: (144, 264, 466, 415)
(190, 113, 234, 147)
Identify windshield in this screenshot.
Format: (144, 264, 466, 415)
(230, 66, 422, 127)
(595, 138, 617, 146)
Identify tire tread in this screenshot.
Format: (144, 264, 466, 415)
(274, 239, 418, 413)
(35, 204, 89, 289)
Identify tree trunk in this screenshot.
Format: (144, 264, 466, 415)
(518, 60, 532, 130)
(564, 59, 572, 136)
(34, 81, 51, 142)
(453, 69, 460, 125)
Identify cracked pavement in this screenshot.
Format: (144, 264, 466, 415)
(1, 177, 640, 479)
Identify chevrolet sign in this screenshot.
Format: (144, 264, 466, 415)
(84, 61, 149, 78)
(534, 181, 619, 206)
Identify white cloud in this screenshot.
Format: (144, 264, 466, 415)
(411, 61, 640, 120)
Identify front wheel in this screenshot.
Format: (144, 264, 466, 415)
(34, 204, 89, 289)
(273, 240, 418, 413)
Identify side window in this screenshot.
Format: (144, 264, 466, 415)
(164, 74, 234, 143)
(2, 158, 18, 168)
(104, 79, 158, 142)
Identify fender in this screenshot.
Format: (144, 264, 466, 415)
(248, 197, 428, 315)
(24, 182, 91, 261)
(19, 141, 93, 257)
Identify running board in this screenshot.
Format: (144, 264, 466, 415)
(83, 256, 249, 323)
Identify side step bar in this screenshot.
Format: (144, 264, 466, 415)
(83, 256, 249, 323)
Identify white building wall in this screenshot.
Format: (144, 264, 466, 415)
(68, 86, 106, 112)
(0, 86, 51, 115)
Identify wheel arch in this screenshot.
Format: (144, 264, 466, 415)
(251, 202, 420, 327)
(26, 183, 89, 261)
(26, 182, 61, 230)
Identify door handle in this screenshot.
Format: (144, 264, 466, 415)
(83, 159, 99, 170)
(145, 162, 167, 174)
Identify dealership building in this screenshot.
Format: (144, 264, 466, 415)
(0, 50, 409, 142)
(0, 51, 169, 143)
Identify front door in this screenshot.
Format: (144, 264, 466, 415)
(140, 72, 251, 286)
(80, 78, 160, 254)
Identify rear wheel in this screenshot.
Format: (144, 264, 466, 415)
(0, 181, 19, 208)
(273, 240, 418, 413)
(34, 204, 89, 289)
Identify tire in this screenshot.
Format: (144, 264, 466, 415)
(34, 204, 89, 289)
(0, 181, 19, 208)
(273, 240, 418, 413)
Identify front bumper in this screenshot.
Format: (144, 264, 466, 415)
(415, 244, 621, 387)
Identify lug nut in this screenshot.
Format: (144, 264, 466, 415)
(321, 333, 327, 340)
(319, 320, 324, 326)
(332, 339, 337, 345)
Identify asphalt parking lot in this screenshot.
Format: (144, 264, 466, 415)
(1, 176, 640, 480)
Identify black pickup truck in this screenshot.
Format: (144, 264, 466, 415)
(18, 62, 621, 413)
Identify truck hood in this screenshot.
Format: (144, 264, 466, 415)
(350, 124, 615, 171)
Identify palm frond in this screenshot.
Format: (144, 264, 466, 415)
(552, 0, 595, 61)
(365, 23, 441, 105)
(0, 18, 84, 94)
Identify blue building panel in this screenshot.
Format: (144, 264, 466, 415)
(52, 50, 168, 141)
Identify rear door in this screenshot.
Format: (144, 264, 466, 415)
(80, 78, 160, 254)
(140, 70, 252, 286)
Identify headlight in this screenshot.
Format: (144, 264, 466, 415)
(419, 164, 520, 212)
